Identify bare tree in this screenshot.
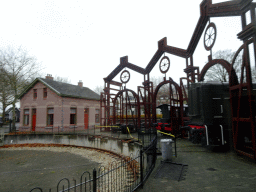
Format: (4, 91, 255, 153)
(151, 76, 170, 105)
(204, 49, 242, 82)
(54, 75, 71, 83)
(0, 46, 43, 131)
(0, 68, 13, 123)
(93, 85, 104, 95)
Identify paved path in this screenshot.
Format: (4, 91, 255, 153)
(138, 138, 256, 192)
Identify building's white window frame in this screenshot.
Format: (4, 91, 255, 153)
(95, 109, 100, 123)
(33, 89, 37, 99)
(24, 109, 29, 125)
(70, 108, 77, 125)
(47, 108, 54, 126)
(43, 88, 47, 99)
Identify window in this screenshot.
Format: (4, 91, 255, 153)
(43, 88, 47, 98)
(84, 108, 89, 114)
(95, 109, 100, 123)
(47, 108, 54, 126)
(33, 89, 37, 99)
(24, 109, 29, 125)
(70, 108, 76, 125)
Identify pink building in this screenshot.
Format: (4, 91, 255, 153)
(18, 75, 100, 132)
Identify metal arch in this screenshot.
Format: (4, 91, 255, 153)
(112, 89, 140, 107)
(101, 0, 256, 160)
(198, 59, 238, 82)
(152, 78, 184, 131)
(57, 178, 70, 192)
(112, 89, 140, 108)
(29, 187, 43, 192)
(138, 80, 154, 129)
(229, 38, 256, 160)
(153, 78, 182, 101)
(229, 38, 254, 86)
(180, 77, 192, 101)
(112, 89, 141, 127)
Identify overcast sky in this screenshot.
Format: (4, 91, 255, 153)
(0, 0, 254, 92)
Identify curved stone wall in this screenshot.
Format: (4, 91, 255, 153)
(3, 134, 142, 157)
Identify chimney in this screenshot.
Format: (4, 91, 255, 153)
(78, 80, 83, 87)
(46, 74, 53, 80)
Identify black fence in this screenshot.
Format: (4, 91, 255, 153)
(17, 125, 99, 135)
(16, 125, 133, 137)
(29, 128, 157, 192)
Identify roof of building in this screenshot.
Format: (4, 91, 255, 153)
(5, 107, 20, 114)
(18, 78, 100, 100)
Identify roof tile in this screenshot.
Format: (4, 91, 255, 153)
(39, 78, 100, 100)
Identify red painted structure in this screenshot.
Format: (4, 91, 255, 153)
(101, 0, 256, 160)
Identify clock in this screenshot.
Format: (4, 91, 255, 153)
(120, 70, 130, 83)
(159, 56, 170, 74)
(204, 22, 217, 51)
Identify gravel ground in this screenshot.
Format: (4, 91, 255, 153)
(0, 147, 120, 192)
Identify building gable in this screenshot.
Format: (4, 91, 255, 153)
(18, 78, 100, 101)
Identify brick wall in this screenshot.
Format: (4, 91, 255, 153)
(19, 81, 100, 132)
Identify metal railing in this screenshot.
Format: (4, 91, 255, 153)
(29, 127, 157, 192)
(14, 125, 99, 135)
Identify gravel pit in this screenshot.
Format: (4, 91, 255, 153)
(0, 145, 122, 192)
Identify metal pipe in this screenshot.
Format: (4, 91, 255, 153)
(140, 149, 143, 189)
(93, 168, 97, 192)
(205, 125, 209, 146)
(220, 125, 224, 145)
(175, 133, 177, 157)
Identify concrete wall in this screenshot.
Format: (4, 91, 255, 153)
(3, 134, 141, 157)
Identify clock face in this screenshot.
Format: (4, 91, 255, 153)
(159, 56, 170, 74)
(204, 22, 217, 51)
(120, 70, 130, 83)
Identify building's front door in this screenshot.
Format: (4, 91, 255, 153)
(84, 108, 89, 129)
(32, 109, 36, 131)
